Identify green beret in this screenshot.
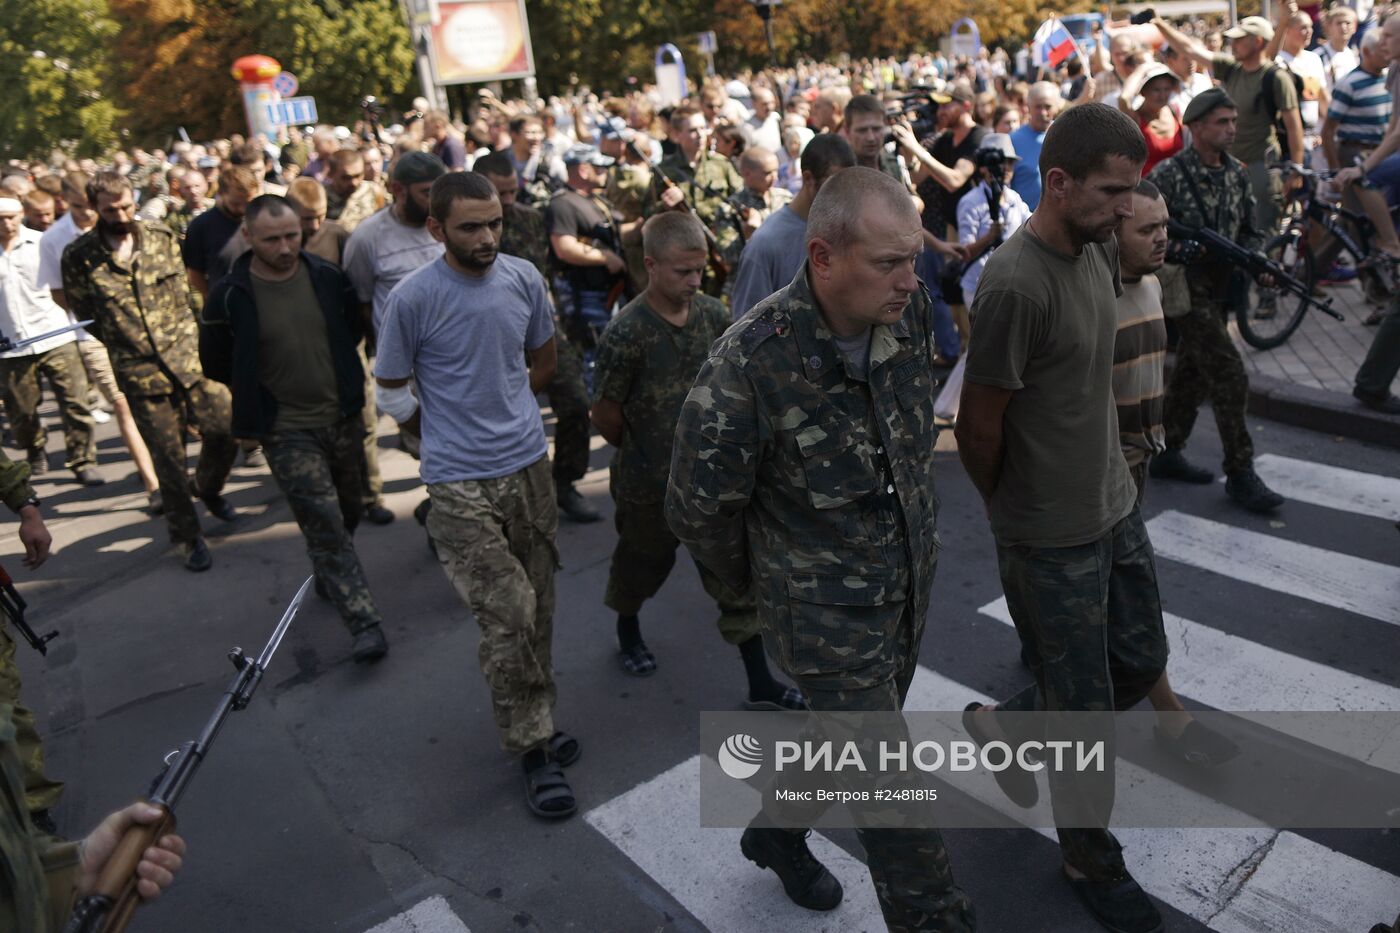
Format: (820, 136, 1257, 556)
(1182, 87, 1236, 125)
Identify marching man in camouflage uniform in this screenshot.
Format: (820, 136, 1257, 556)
(591, 212, 803, 711)
(201, 195, 389, 664)
(60, 173, 237, 572)
(0, 446, 61, 835)
(718, 146, 792, 270)
(1147, 87, 1286, 512)
(668, 168, 974, 931)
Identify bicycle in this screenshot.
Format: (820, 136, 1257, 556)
(1249, 162, 1400, 349)
(1230, 165, 1350, 350)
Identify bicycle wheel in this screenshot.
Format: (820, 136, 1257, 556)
(1236, 227, 1315, 350)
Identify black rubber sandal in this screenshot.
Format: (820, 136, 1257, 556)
(743, 686, 807, 711)
(618, 641, 657, 677)
(549, 730, 581, 767)
(524, 759, 577, 820)
(963, 701, 1039, 809)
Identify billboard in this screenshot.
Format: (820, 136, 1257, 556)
(427, 0, 536, 85)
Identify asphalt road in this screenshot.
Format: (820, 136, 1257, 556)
(11, 403, 1400, 933)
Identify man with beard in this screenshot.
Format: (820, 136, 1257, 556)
(182, 165, 259, 302)
(341, 152, 446, 526)
(956, 105, 1168, 933)
(374, 172, 580, 820)
(37, 172, 162, 513)
(61, 173, 238, 572)
(201, 196, 389, 663)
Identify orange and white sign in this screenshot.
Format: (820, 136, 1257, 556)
(428, 0, 535, 85)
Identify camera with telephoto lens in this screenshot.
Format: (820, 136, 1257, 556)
(884, 88, 940, 144)
(975, 147, 1008, 173)
(1130, 7, 1156, 24)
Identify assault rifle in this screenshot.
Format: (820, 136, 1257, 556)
(61, 577, 313, 933)
(1166, 219, 1344, 322)
(628, 139, 731, 291)
(0, 562, 57, 654)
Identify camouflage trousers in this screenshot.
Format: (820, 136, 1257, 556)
(755, 580, 977, 933)
(359, 343, 383, 507)
(1163, 291, 1254, 474)
(0, 624, 61, 812)
(125, 378, 237, 546)
(427, 456, 560, 755)
(546, 319, 594, 487)
(0, 343, 95, 471)
(264, 417, 381, 636)
(605, 498, 759, 645)
(996, 506, 1169, 881)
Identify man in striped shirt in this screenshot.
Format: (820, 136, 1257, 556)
(1115, 179, 1241, 767)
(1322, 29, 1391, 171)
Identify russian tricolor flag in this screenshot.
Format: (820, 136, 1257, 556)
(1033, 18, 1079, 68)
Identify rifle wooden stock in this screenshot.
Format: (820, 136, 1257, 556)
(66, 805, 176, 933)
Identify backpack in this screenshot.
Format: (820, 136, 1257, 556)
(1259, 60, 1306, 146)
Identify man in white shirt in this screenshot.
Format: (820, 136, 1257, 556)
(956, 134, 1032, 307)
(0, 199, 101, 485)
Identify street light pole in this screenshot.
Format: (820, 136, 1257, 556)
(748, 0, 783, 68)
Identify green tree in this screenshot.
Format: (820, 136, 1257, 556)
(109, 0, 414, 143)
(0, 0, 119, 159)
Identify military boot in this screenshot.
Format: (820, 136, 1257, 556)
(740, 827, 843, 911)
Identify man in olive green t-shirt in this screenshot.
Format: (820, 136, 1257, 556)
(957, 104, 1169, 933)
(1154, 15, 1305, 238)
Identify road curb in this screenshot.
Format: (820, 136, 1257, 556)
(1246, 374, 1400, 450)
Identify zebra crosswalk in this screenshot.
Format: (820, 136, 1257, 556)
(358, 453, 1400, 933)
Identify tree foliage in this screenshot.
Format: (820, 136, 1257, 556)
(108, 0, 414, 144)
(0, 0, 120, 159)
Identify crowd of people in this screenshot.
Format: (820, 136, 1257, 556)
(1, 2, 1399, 930)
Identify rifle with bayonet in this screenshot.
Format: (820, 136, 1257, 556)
(1165, 219, 1343, 322)
(61, 576, 313, 933)
(0, 320, 96, 356)
(0, 561, 57, 654)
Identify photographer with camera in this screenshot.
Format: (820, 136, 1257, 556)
(955, 135, 1031, 309)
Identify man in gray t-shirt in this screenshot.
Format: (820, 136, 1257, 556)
(955, 105, 1169, 933)
(374, 171, 581, 821)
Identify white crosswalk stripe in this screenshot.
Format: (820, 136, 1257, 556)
(977, 596, 1400, 712)
(585, 756, 884, 932)
(1147, 510, 1400, 625)
(903, 667, 1400, 933)
(581, 456, 1400, 932)
(1245, 454, 1400, 522)
(362, 897, 472, 933)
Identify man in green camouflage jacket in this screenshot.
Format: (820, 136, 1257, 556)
(1147, 87, 1286, 512)
(60, 173, 238, 572)
(644, 105, 743, 278)
(667, 168, 973, 932)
